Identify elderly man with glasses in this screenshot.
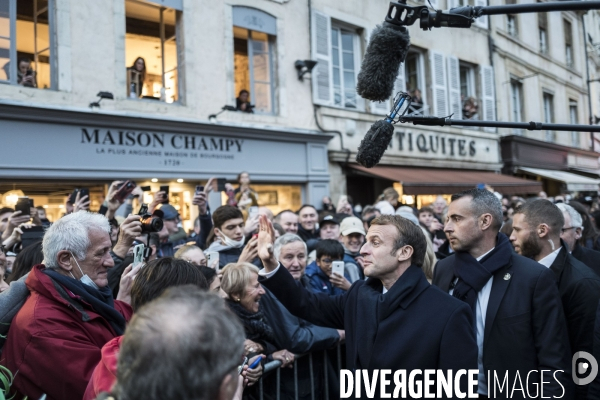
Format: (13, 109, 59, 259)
(556, 202, 600, 277)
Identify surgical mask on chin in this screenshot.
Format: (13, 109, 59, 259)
(217, 230, 245, 249)
(69, 252, 99, 290)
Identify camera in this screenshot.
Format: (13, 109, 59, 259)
(137, 203, 163, 234)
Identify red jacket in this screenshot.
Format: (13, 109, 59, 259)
(1, 265, 132, 400)
(82, 336, 121, 400)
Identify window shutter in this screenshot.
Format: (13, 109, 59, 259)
(447, 56, 461, 119)
(311, 10, 333, 106)
(429, 0, 438, 9)
(430, 51, 448, 117)
(480, 65, 496, 132)
(394, 61, 406, 95)
(474, 0, 488, 28)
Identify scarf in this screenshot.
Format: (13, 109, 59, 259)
(354, 266, 428, 369)
(227, 299, 275, 344)
(452, 233, 512, 317)
(43, 269, 126, 335)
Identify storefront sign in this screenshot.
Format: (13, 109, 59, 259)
(0, 120, 310, 177)
(397, 132, 477, 157)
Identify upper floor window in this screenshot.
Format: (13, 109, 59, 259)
(506, 0, 518, 37)
(564, 19, 573, 68)
(543, 91, 555, 142)
(233, 7, 276, 115)
(510, 78, 523, 135)
(310, 10, 363, 111)
(459, 63, 478, 120)
(125, 0, 181, 103)
(569, 100, 579, 146)
(405, 51, 427, 115)
(0, 0, 56, 89)
(539, 12, 548, 55)
(331, 26, 359, 109)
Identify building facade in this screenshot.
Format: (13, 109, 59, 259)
(0, 0, 596, 226)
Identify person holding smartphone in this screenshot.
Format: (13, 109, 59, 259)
(17, 58, 37, 88)
(305, 240, 351, 295)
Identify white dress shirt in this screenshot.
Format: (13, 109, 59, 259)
(449, 247, 494, 395)
(537, 248, 561, 269)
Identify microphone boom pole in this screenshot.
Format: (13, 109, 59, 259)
(400, 116, 600, 133)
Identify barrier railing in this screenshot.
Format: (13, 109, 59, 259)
(257, 343, 344, 400)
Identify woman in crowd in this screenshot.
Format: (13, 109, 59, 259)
(127, 57, 146, 98)
(235, 172, 258, 209)
(569, 200, 600, 250)
(174, 244, 207, 267)
(221, 262, 295, 400)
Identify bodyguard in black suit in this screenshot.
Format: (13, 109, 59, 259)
(433, 189, 571, 399)
(256, 214, 478, 399)
(512, 199, 600, 400)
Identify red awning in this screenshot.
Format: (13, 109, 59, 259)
(349, 165, 542, 195)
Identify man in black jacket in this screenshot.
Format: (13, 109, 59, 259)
(434, 189, 571, 399)
(556, 202, 600, 276)
(258, 214, 478, 399)
(511, 199, 600, 400)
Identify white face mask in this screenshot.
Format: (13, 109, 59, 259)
(69, 252, 99, 290)
(217, 229, 245, 249)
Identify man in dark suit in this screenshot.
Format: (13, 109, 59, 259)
(511, 199, 600, 400)
(433, 189, 571, 399)
(556, 202, 600, 276)
(257, 214, 478, 399)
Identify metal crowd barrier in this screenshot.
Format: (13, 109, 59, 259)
(257, 343, 344, 400)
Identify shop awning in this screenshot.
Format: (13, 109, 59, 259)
(349, 165, 542, 195)
(518, 167, 600, 192)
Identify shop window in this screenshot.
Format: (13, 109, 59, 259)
(539, 11, 548, 55)
(459, 63, 478, 120)
(125, 0, 181, 103)
(0, 0, 56, 89)
(564, 19, 573, 68)
(233, 7, 276, 115)
(543, 91, 555, 142)
(510, 78, 523, 134)
(331, 25, 359, 109)
(570, 100, 579, 146)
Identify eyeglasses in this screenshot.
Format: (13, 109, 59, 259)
(561, 227, 576, 233)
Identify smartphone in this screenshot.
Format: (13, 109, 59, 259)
(114, 181, 136, 202)
(195, 185, 204, 195)
(206, 251, 220, 271)
(216, 178, 227, 192)
(248, 206, 259, 220)
(332, 261, 345, 277)
(140, 186, 151, 192)
(78, 188, 90, 201)
(159, 185, 169, 203)
(132, 244, 145, 269)
(15, 197, 31, 217)
(68, 189, 78, 204)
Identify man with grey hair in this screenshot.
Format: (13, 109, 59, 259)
(274, 233, 308, 283)
(556, 202, 600, 275)
(110, 286, 246, 400)
(434, 189, 572, 398)
(1, 211, 133, 400)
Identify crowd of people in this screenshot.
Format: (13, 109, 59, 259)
(0, 174, 599, 399)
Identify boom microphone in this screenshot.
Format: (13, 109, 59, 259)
(356, 93, 411, 168)
(356, 22, 410, 102)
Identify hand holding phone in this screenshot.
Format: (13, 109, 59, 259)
(331, 261, 345, 277)
(206, 251, 220, 271)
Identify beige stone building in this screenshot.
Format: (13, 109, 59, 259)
(0, 0, 595, 222)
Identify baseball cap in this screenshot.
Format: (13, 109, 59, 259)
(157, 204, 179, 220)
(340, 216, 366, 236)
(320, 214, 339, 227)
